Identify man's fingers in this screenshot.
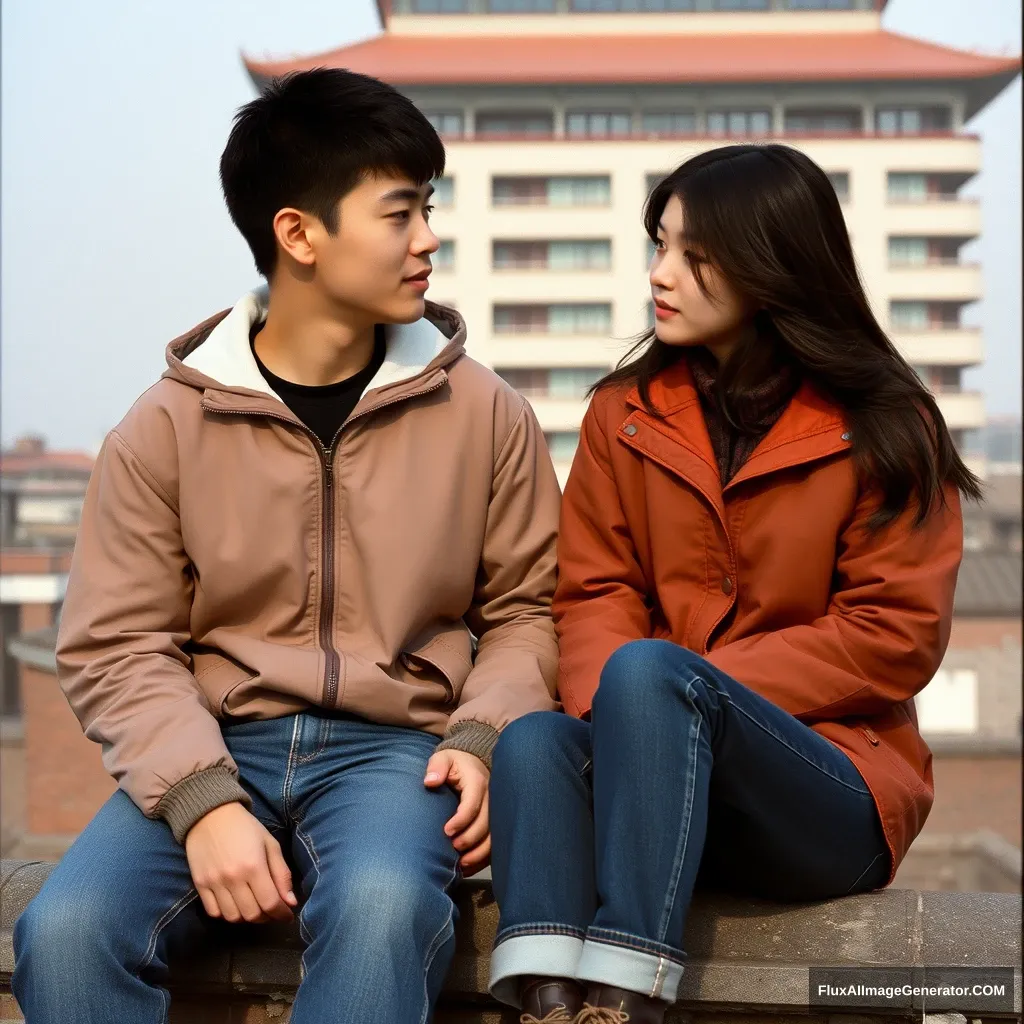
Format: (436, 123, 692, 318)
(424, 749, 454, 788)
(444, 777, 485, 837)
(197, 886, 222, 919)
(264, 836, 298, 908)
(460, 835, 491, 874)
(229, 881, 269, 924)
(210, 885, 243, 924)
(250, 865, 294, 922)
(452, 800, 489, 851)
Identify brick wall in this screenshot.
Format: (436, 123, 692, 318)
(20, 663, 113, 846)
(924, 754, 1022, 846)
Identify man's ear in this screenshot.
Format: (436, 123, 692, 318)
(272, 208, 317, 268)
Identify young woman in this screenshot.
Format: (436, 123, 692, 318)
(486, 144, 979, 1024)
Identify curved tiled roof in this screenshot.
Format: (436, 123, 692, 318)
(953, 550, 1023, 619)
(244, 30, 1020, 89)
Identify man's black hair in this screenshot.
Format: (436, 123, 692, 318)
(221, 67, 446, 278)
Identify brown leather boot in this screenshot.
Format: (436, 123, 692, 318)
(519, 976, 586, 1023)
(576, 984, 670, 1023)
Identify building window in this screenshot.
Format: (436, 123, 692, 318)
(707, 109, 772, 138)
(487, 0, 555, 9)
(493, 240, 611, 271)
(498, 367, 606, 398)
(784, 109, 861, 135)
(424, 111, 464, 138)
(412, 0, 469, 10)
(571, 0, 698, 8)
(432, 177, 455, 207)
(0, 603, 21, 719)
(476, 111, 554, 138)
(916, 668, 978, 734)
(875, 107, 952, 136)
(785, 0, 859, 8)
(826, 171, 850, 202)
(912, 365, 962, 394)
(889, 237, 929, 267)
(435, 240, 455, 271)
(493, 304, 612, 335)
(545, 431, 581, 462)
(641, 112, 697, 137)
(890, 301, 962, 331)
(492, 175, 611, 207)
(567, 111, 633, 138)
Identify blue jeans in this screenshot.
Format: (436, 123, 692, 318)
(13, 711, 462, 1024)
(488, 640, 891, 1006)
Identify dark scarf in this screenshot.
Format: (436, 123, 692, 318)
(688, 349, 799, 484)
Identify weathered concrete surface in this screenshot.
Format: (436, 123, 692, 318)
(2, 859, 1021, 1022)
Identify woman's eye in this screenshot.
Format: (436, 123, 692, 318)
(684, 249, 706, 266)
(653, 238, 666, 251)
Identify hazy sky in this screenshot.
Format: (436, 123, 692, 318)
(2, 0, 1020, 451)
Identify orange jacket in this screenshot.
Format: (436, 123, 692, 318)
(554, 360, 962, 882)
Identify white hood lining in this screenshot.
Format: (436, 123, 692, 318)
(182, 286, 451, 402)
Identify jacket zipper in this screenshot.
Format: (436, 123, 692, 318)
(200, 375, 446, 709)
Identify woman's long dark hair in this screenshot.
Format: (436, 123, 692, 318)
(594, 143, 982, 528)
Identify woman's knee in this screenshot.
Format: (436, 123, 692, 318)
(595, 639, 706, 715)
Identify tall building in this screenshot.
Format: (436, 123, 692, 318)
(246, 0, 1020, 487)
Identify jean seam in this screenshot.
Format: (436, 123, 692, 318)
(294, 825, 321, 951)
(845, 850, 888, 894)
(281, 715, 303, 819)
(133, 887, 200, 977)
(657, 709, 701, 945)
(295, 716, 329, 764)
(496, 924, 589, 944)
(418, 858, 461, 1024)
(690, 670, 871, 794)
(586, 930, 686, 964)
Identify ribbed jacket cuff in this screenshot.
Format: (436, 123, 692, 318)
(435, 720, 500, 771)
(156, 766, 253, 844)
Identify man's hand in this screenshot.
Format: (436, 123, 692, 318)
(185, 802, 298, 924)
(423, 749, 490, 873)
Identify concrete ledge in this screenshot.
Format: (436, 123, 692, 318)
(1, 859, 1021, 1022)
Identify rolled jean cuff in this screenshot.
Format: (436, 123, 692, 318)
(489, 929, 585, 1008)
(576, 930, 686, 1003)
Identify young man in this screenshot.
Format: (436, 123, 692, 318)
(13, 68, 561, 1024)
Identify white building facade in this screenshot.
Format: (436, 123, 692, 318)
(248, 0, 1020, 486)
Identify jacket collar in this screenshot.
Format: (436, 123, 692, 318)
(162, 288, 466, 414)
(621, 359, 852, 507)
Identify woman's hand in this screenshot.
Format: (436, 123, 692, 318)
(423, 749, 491, 873)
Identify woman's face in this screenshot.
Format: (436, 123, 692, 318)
(649, 195, 753, 360)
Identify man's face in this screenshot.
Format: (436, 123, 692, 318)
(303, 173, 439, 325)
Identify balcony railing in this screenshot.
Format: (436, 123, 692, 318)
(889, 258, 981, 268)
(455, 129, 975, 144)
(887, 193, 978, 205)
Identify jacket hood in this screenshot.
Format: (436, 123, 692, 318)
(163, 286, 467, 405)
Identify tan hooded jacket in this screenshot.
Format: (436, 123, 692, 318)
(56, 291, 561, 842)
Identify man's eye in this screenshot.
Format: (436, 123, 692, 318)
(391, 210, 411, 221)
(423, 204, 435, 219)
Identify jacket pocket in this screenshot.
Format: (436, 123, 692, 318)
(192, 652, 255, 716)
(400, 626, 474, 707)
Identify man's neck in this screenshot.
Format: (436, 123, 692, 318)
(254, 281, 378, 388)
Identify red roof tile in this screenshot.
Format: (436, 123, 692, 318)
(0, 452, 95, 477)
(244, 30, 1020, 87)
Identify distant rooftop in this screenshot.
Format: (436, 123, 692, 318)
(0, 436, 94, 479)
(244, 31, 1020, 118)
(954, 550, 1023, 619)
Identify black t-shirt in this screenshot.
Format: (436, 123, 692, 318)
(251, 322, 386, 450)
